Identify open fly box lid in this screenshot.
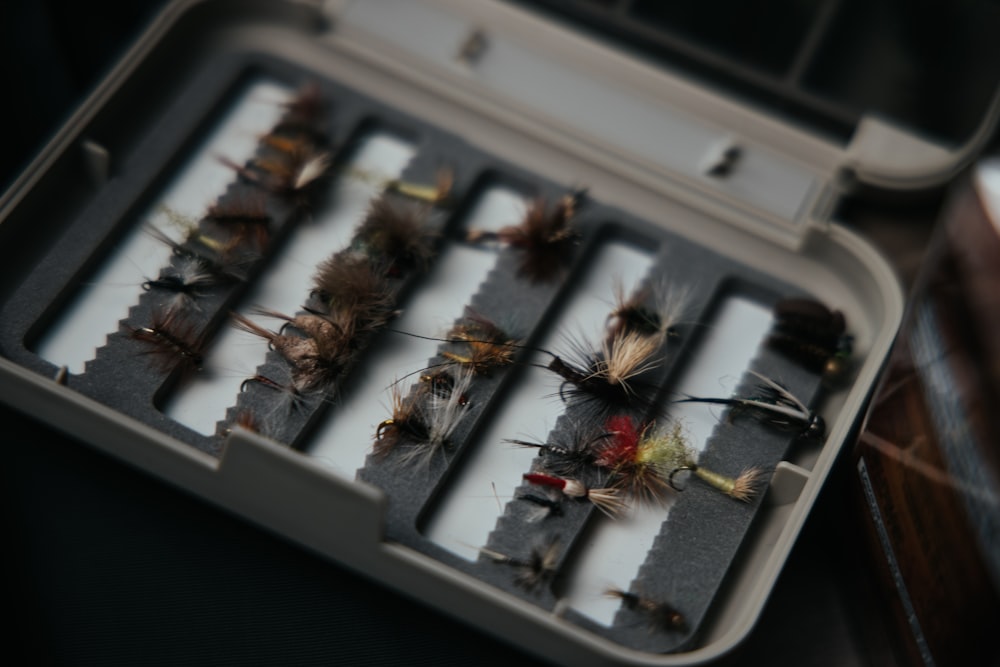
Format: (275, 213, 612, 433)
(1, 0, 999, 665)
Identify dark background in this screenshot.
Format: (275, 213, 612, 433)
(0, 1, 965, 664)
(0, 2, 170, 194)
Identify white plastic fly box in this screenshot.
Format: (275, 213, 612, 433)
(1, 0, 997, 664)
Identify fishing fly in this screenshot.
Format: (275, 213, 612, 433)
(606, 588, 687, 633)
(606, 276, 691, 344)
(239, 372, 305, 406)
(522, 472, 626, 518)
(259, 133, 332, 188)
(230, 311, 343, 391)
(343, 165, 455, 206)
(479, 538, 560, 593)
(351, 195, 437, 276)
(141, 258, 215, 314)
(127, 309, 206, 375)
(666, 463, 764, 503)
(221, 83, 333, 201)
(516, 491, 564, 522)
(466, 188, 585, 282)
(767, 297, 852, 381)
(219, 149, 331, 199)
(505, 427, 605, 480)
(675, 370, 825, 439)
(597, 416, 764, 502)
(594, 416, 681, 502)
(543, 329, 662, 411)
(271, 81, 330, 145)
(251, 306, 353, 357)
(373, 367, 473, 466)
(145, 224, 224, 284)
(419, 368, 471, 405)
(201, 194, 273, 255)
(440, 312, 522, 375)
(154, 207, 260, 280)
(310, 253, 396, 333)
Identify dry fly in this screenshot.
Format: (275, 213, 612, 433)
(141, 258, 215, 314)
(230, 312, 341, 391)
(516, 491, 564, 522)
(373, 384, 431, 459)
(202, 194, 272, 254)
(238, 372, 310, 422)
(522, 472, 627, 518)
(505, 430, 600, 480)
(249, 306, 354, 366)
(479, 538, 560, 593)
(273, 82, 329, 143)
(373, 367, 473, 466)
(385, 167, 454, 205)
(220, 149, 331, 198)
(154, 207, 260, 280)
(595, 416, 680, 502)
(259, 133, 333, 190)
(545, 329, 662, 411)
(240, 372, 303, 404)
(606, 588, 687, 633)
(418, 369, 470, 405)
(598, 416, 763, 502)
(606, 276, 691, 343)
(466, 188, 585, 282)
(145, 223, 240, 283)
(767, 297, 852, 380)
(127, 309, 205, 375)
(441, 313, 521, 375)
(225, 83, 332, 197)
(667, 463, 764, 503)
(222, 409, 263, 438)
(676, 370, 825, 439)
(255, 150, 331, 192)
(352, 196, 436, 276)
(340, 165, 454, 206)
(310, 252, 396, 333)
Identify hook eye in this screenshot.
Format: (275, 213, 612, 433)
(668, 466, 695, 492)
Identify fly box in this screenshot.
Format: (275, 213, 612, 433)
(1, 1, 997, 664)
